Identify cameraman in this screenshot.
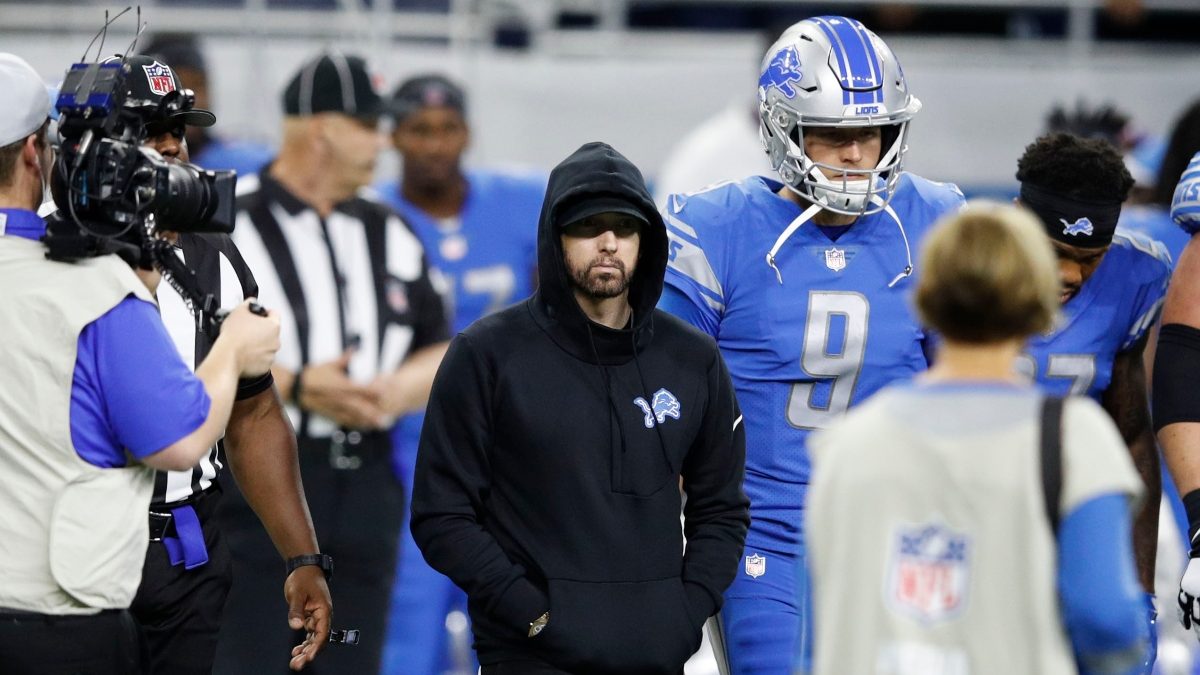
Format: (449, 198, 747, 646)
(99, 56, 335, 673)
(0, 52, 280, 674)
(117, 53, 336, 672)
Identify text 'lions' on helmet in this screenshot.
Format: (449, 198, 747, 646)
(758, 16, 921, 216)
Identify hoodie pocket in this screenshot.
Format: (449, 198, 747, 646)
(539, 577, 701, 674)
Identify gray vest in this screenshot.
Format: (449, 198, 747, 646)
(806, 385, 1141, 675)
(0, 236, 157, 614)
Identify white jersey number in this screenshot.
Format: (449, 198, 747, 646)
(1016, 353, 1097, 396)
(786, 291, 870, 430)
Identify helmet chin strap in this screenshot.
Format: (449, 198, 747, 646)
(764, 191, 913, 287)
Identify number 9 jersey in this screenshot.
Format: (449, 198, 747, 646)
(660, 173, 964, 548)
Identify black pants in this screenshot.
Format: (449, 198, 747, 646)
(130, 490, 232, 675)
(213, 433, 403, 675)
(0, 608, 147, 674)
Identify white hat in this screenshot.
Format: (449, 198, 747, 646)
(0, 53, 52, 148)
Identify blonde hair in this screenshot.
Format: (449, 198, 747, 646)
(916, 201, 1059, 343)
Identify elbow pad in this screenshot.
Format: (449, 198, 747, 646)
(1153, 323, 1200, 430)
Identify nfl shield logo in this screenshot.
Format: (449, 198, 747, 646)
(744, 553, 766, 579)
(824, 248, 846, 272)
(142, 61, 176, 97)
(886, 522, 971, 625)
(386, 277, 409, 314)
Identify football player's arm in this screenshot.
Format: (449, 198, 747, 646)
(1059, 493, 1149, 674)
(410, 335, 549, 633)
(679, 350, 750, 630)
(223, 384, 331, 670)
(1103, 333, 1159, 592)
(1158, 159, 1200, 499)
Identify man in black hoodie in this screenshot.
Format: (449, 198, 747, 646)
(411, 142, 749, 675)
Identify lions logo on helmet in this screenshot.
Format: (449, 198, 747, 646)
(758, 16, 921, 217)
(759, 46, 804, 99)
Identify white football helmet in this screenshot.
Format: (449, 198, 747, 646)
(758, 16, 921, 216)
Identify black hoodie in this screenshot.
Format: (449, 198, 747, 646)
(411, 142, 749, 673)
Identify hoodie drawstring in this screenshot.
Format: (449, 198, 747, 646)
(763, 194, 913, 287)
(583, 320, 628, 488)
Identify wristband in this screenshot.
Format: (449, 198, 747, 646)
(286, 553, 333, 581)
(1183, 489, 1200, 557)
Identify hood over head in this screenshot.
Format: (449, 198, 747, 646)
(532, 141, 668, 364)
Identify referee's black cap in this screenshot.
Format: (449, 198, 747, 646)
(388, 74, 466, 123)
(282, 51, 384, 119)
(106, 54, 216, 128)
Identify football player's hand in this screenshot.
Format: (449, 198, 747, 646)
(1177, 557, 1200, 641)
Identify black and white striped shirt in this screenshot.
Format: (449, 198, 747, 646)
(155, 232, 269, 505)
(231, 171, 449, 439)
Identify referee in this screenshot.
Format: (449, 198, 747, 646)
(81, 55, 334, 673)
(215, 51, 449, 675)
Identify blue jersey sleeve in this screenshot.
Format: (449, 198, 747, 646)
(1172, 151, 1200, 235)
(1113, 233, 1171, 352)
(1058, 492, 1148, 673)
(660, 195, 728, 338)
(71, 295, 211, 466)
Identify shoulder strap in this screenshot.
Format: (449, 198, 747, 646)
(1040, 396, 1065, 533)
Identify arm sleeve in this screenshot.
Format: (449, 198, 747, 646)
(84, 296, 210, 459)
(1058, 493, 1149, 673)
(409, 335, 548, 630)
(679, 349, 751, 623)
(660, 206, 724, 337)
(659, 283, 719, 338)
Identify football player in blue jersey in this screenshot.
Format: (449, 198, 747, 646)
(1155, 151, 1200, 650)
(657, 16, 964, 675)
(370, 74, 546, 675)
(1015, 132, 1170, 672)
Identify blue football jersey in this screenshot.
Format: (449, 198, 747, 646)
(1023, 232, 1170, 401)
(1119, 207, 1186, 269)
(660, 173, 964, 541)
(372, 168, 546, 333)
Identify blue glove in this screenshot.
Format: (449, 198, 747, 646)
(1172, 151, 1200, 235)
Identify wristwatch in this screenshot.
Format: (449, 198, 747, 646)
(527, 611, 550, 638)
(286, 553, 334, 581)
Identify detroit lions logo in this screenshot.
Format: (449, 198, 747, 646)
(758, 46, 803, 99)
(633, 388, 682, 429)
(1059, 217, 1094, 237)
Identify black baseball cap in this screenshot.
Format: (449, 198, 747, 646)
(559, 195, 649, 228)
(107, 54, 216, 128)
(389, 74, 466, 122)
(282, 51, 384, 119)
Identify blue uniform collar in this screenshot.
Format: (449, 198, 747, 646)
(0, 208, 46, 241)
